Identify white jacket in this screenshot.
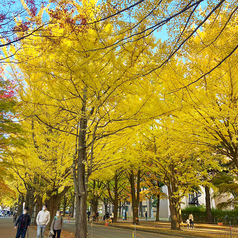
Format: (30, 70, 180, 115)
(36, 210, 50, 226)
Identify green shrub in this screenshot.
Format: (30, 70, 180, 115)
(181, 206, 238, 224)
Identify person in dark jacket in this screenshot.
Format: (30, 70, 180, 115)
(14, 207, 31, 238)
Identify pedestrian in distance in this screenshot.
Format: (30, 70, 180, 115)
(14, 207, 31, 238)
(87, 211, 90, 222)
(96, 211, 99, 222)
(50, 210, 63, 238)
(13, 210, 18, 223)
(36, 204, 50, 238)
(145, 211, 148, 220)
(186, 218, 190, 228)
(110, 212, 114, 223)
(189, 213, 194, 228)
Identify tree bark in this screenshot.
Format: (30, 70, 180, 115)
(25, 186, 35, 219)
(169, 201, 180, 230)
(17, 194, 24, 217)
(92, 197, 98, 214)
(156, 194, 160, 222)
(168, 164, 180, 230)
(34, 195, 43, 225)
(75, 193, 87, 238)
(45, 187, 70, 229)
(72, 194, 75, 218)
(139, 201, 143, 217)
(74, 90, 88, 238)
(119, 202, 122, 219)
(129, 170, 140, 224)
(205, 186, 213, 223)
(63, 195, 67, 217)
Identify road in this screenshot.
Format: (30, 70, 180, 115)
(64, 222, 182, 238)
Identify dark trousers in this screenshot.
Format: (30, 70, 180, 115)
(53, 229, 61, 238)
(16, 228, 27, 238)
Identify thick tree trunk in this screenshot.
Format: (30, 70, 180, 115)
(170, 202, 180, 230)
(168, 165, 180, 230)
(113, 199, 118, 222)
(34, 195, 43, 225)
(205, 186, 212, 223)
(45, 187, 69, 229)
(25, 186, 35, 219)
(92, 197, 98, 214)
(129, 170, 140, 224)
(74, 91, 88, 238)
(75, 193, 87, 238)
(17, 194, 24, 217)
(156, 194, 160, 222)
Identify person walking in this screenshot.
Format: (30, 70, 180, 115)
(36, 204, 50, 238)
(189, 213, 194, 228)
(87, 211, 90, 222)
(186, 218, 190, 228)
(145, 211, 148, 220)
(14, 207, 31, 238)
(50, 211, 63, 238)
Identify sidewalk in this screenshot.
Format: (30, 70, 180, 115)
(0, 217, 47, 238)
(92, 220, 238, 238)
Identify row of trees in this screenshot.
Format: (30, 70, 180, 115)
(1, 0, 238, 237)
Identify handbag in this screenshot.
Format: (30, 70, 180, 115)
(49, 217, 55, 237)
(48, 230, 54, 238)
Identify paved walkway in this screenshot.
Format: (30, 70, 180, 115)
(0, 217, 47, 238)
(63, 222, 183, 238)
(61, 220, 238, 238)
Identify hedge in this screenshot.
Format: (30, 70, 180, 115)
(182, 206, 238, 224)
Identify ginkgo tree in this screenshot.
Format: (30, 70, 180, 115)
(5, 95, 74, 223)
(7, 0, 164, 236)
(167, 10, 238, 175)
(134, 120, 221, 230)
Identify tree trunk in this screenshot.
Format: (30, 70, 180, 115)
(34, 195, 43, 225)
(113, 173, 119, 222)
(25, 186, 35, 219)
(119, 202, 122, 219)
(168, 165, 180, 230)
(92, 197, 98, 214)
(129, 170, 140, 224)
(45, 187, 70, 229)
(72, 194, 75, 218)
(205, 186, 212, 223)
(170, 201, 180, 230)
(75, 193, 87, 238)
(113, 199, 118, 222)
(74, 90, 88, 238)
(139, 201, 143, 217)
(156, 194, 160, 222)
(17, 194, 24, 217)
(63, 195, 67, 217)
